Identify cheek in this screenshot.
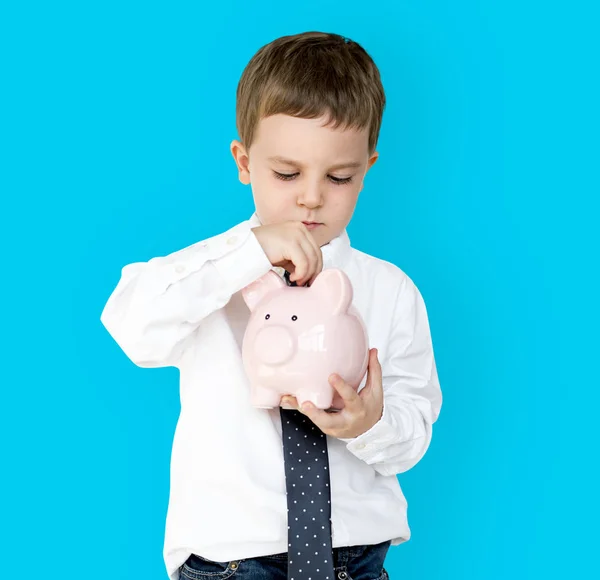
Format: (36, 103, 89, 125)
(250, 177, 295, 219)
(252, 167, 285, 192)
(329, 185, 360, 209)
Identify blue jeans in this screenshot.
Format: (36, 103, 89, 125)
(180, 540, 391, 580)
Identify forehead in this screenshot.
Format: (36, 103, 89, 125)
(252, 114, 369, 161)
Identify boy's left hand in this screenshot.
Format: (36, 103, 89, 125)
(281, 348, 384, 439)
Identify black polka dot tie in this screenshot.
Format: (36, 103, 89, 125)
(280, 408, 335, 580)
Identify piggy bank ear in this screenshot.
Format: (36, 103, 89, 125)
(309, 269, 353, 315)
(242, 270, 286, 311)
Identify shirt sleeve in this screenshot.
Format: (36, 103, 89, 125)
(100, 219, 273, 369)
(338, 275, 443, 476)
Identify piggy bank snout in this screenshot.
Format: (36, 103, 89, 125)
(253, 325, 295, 365)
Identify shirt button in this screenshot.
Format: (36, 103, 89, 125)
(357, 443, 366, 449)
(338, 572, 348, 580)
(175, 265, 185, 274)
(227, 235, 238, 245)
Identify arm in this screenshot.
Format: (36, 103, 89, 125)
(340, 275, 443, 476)
(100, 219, 273, 368)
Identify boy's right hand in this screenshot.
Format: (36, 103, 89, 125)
(252, 221, 323, 287)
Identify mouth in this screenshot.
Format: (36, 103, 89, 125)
(302, 221, 323, 229)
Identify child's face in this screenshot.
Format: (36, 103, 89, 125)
(231, 114, 378, 247)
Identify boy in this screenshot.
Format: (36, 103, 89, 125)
(101, 31, 442, 580)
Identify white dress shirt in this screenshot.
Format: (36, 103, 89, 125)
(100, 212, 443, 580)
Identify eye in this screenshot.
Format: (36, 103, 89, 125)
(291, 315, 298, 321)
(274, 171, 353, 185)
(274, 171, 298, 181)
(265, 314, 270, 320)
(329, 175, 353, 185)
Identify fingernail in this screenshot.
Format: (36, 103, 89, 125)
(281, 402, 294, 409)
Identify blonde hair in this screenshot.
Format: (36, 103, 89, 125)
(236, 31, 386, 155)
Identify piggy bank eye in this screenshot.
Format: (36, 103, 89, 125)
(265, 314, 270, 320)
(291, 315, 298, 321)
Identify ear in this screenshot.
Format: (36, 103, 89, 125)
(360, 151, 379, 192)
(367, 151, 379, 169)
(242, 270, 286, 311)
(230, 139, 251, 185)
(309, 269, 353, 315)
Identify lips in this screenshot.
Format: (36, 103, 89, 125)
(303, 222, 322, 230)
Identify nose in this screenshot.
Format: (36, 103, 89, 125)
(297, 182, 323, 209)
(253, 325, 295, 365)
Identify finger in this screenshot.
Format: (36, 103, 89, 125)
(293, 235, 319, 286)
(301, 229, 323, 286)
(288, 242, 310, 284)
(370, 348, 382, 391)
(298, 229, 321, 286)
(278, 259, 295, 274)
(280, 395, 298, 409)
(329, 374, 361, 409)
(299, 400, 344, 431)
(287, 227, 313, 284)
(358, 349, 380, 400)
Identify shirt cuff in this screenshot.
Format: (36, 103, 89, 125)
(338, 400, 399, 462)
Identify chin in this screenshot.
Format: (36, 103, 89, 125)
(315, 229, 335, 247)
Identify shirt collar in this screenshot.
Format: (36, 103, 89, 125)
(248, 212, 352, 270)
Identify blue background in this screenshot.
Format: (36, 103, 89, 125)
(2, 1, 598, 578)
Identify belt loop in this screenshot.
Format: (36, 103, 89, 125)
(334, 545, 351, 568)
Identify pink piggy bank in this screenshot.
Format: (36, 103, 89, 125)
(241, 268, 369, 411)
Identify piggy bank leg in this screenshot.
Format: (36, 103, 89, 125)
(251, 385, 282, 409)
(295, 387, 334, 411)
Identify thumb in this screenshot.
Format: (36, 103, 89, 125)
(359, 348, 379, 398)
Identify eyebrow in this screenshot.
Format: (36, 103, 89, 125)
(268, 156, 362, 171)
